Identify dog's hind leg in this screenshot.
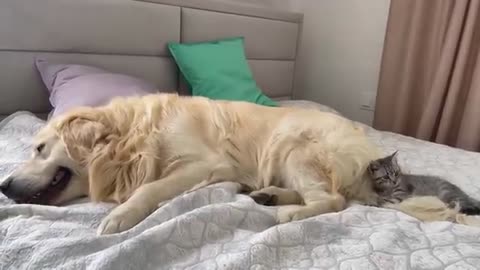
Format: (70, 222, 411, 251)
(249, 186, 303, 206)
(276, 188, 346, 223)
(275, 147, 346, 223)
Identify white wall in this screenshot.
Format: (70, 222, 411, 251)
(220, 0, 390, 125)
(291, 0, 390, 125)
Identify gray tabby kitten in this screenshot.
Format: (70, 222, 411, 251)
(368, 151, 480, 215)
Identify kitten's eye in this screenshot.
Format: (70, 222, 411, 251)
(36, 143, 45, 153)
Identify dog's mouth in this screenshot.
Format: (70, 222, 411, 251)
(19, 167, 72, 205)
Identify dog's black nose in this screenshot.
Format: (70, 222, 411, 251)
(0, 177, 12, 193)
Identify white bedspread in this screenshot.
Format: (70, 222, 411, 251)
(1, 108, 480, 270)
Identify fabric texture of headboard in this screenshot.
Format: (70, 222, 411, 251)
(0, 0, 303, 118)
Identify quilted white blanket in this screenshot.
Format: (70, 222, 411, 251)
(1, 107, 480, 270)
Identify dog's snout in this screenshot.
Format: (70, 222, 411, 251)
(0, 176, 28, 201)
(0, 176, 13, 193)
(0, 176, 36, 202)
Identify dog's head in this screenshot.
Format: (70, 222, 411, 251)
(0, 108, 112, 205)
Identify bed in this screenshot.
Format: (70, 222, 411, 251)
(1, 0, 480, 269)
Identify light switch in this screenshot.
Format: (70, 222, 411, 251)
(360, 91, 375, 111)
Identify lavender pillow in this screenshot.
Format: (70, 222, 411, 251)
(35, 59, 157, 118)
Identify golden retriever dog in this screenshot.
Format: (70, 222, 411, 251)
(0, 93, 385, 234)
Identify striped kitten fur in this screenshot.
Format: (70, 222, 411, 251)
(367, 152, 480, 215)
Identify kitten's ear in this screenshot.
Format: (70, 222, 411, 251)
(391, 151, 399, 166)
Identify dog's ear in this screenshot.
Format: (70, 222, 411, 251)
(56, 109, 111, 163)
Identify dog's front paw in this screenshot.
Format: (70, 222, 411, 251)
(97, 205, 146, 235)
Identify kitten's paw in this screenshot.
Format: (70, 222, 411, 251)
(447, 201, 460, 210)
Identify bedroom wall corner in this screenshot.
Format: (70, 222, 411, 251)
(289, 0, 391, 125)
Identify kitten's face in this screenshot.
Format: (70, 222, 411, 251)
(368, 152, 401, 191)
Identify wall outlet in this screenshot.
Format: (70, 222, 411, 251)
(359, 92, 376, 111)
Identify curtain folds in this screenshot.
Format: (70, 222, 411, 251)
(374, 0, 480, 151)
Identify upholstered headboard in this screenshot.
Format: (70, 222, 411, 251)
(0, 0, 303, 118)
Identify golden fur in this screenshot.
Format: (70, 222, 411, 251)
(57, 94, 381, 203)
(384, 196, 480, 227)
(7, 94, 380, 234)
(7, 93, 475, 234)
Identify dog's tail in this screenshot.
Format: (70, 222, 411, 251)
(384, 196, 480, 227)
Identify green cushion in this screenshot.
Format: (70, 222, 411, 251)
(168, 37, 277, 106)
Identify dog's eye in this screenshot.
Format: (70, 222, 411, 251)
(36, 143, 45, 153)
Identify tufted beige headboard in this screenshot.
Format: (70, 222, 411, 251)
(0, 0, 303, 118)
